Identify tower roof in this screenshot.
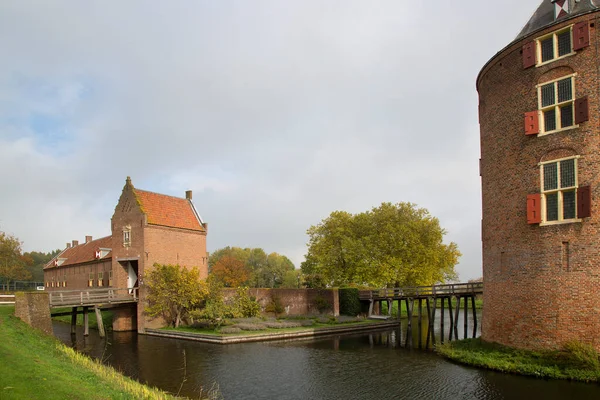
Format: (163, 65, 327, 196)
(517, 0, 599, 40)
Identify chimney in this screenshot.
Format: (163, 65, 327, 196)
(85, 235, 93, 243)
(66, 243, 71, 249)
(185, 190, 192, 200)
(72, 240, 79, 247)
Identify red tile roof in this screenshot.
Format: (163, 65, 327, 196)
(133, 189, 205, 232)
(44, 236, 112, 270)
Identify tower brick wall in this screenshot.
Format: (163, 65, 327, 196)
(479, 11, 600, 351)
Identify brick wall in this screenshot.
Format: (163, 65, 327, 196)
(479, 12, 600, 351)
(223, 288, 340, 317)
(45, 259, 112, 290)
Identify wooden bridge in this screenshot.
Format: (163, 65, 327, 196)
(359, 282, 483, 348)
(48, 287, 138, 337)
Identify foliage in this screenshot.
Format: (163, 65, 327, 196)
(145, 263, 208, 328)
(231, 287, 261, 318)
(314, 295, 331, 313)
(281, 269, 303, 288)
(0, 306, 222, 399)
(191, 280, 261, 326)
(562, 340, 600, 370)
(301, 202, 460, 288)
(265, 296, 285, 317)
(209, 246, 295, 288)
(211, 255, 250, 287)
(436, 338, 600, 382)
(0, 231, 33, 286)
(23, 249, 61, 282)
(339, 288, 361, 316)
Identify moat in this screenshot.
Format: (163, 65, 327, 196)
(53, 312, 600, 400)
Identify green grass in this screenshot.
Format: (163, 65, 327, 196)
(0, 306, 220, 399)
(436, 338, 600, 382)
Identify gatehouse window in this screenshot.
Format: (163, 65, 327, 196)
(537, 75, 576, 134)
(123, 226, 131, 247)
(537, 27, 573, 65)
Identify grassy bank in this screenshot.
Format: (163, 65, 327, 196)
(436, 338, 600, 382)
(0, 306, 220, 399)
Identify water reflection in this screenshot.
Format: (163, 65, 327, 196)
(53, 311, 600, 400)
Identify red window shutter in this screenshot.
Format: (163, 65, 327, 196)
(527, 194, 542, 224)
(573, 22, 590, 51)
(577, 185, 591, 218)
(522, 41, 536, 68)
(524, 111, 539, 135)
(575, 96, 589, 124)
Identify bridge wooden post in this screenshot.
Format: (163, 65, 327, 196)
(70, 307, 77, 335)
(95, 306, 105, 338)
(83, 306, 89, 336)
(405, 298, 413, 348)
(430, 296, 436, 346)
(425, 297, 432, 348)
(447, 297, 453, 341)
(417, 298, 423, 348)
(463, 295, 468, 339)
(440, 297, 445, 344)
(471, 296, 477, 338)
(453, 296, 460, 340)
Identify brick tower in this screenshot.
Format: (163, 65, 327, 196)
(479, 0, 600, 350)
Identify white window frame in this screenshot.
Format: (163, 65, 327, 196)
(539, 156, 581, 226)
(123, 226, 131, 247)
(536, 74, 578, 135)
(536, 25, 575, 66)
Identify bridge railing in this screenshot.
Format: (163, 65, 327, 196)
(0, 294, 15, 305)
(49, 287, 138, 307)
(358, 282, 483, 300)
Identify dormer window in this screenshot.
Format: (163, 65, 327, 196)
(123, 226, 131, 247)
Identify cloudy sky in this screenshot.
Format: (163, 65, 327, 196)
(0, 1, 543, 281)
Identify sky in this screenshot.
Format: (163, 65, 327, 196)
(0, 0, 543, 281)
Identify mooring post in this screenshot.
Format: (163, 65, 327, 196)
(471, 296, 477, 338)
(453, 296, 460, 340)
(425, 297, 431, 348)
(95, 306, 105, 338)
(83, 306, 89, 336)
(70, 307, 77, 335)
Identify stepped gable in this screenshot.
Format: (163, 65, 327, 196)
(517, 0, 599, 40)
(44, 235, 112, 270)
(133, 188, 205, 232)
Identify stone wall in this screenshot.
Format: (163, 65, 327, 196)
(14, 292, 52, 335)
(479, 12, 600, 350)
(223, 288, 339, 317)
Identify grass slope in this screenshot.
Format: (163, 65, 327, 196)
(0, 306, 205, 400)
(436, 338, 600, 382)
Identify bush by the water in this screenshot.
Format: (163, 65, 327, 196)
(339, 288, 361, 316)
(219, 327, 242, 334)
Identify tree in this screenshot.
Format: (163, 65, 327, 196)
(23, 249, 61, 282)
(301, 202, 460, 288)
(145, 263, 208, 328)
(209, 247, 295, 288)
(0, 232, 32, 287)
(211, 256, 250, 287)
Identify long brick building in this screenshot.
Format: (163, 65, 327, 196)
(44, 177, 208, 331)
(479, 0, 600, 351)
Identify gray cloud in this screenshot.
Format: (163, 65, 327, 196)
(0, 0, 543, 280)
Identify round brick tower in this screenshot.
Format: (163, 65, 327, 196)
(479, 0, 600, 351)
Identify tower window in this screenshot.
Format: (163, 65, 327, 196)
(537, 27, 573, 64)
(538, 75, 575, 134)
(541, 157, 578, 223)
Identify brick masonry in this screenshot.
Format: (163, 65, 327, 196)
(222, 288, 340, 317)
(14, 292, 53, 335)
(478, 12, 600, 350)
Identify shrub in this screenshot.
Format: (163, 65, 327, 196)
(263, 321, 302, 329)
(231, 288, 261, 318)
(299, 319, 315, 327)
(339, 288, 361, 316)
(314, 295, 332, 314)
(265, 296, 285, 317)
(219, 327, 242, 334)
(235, 323, 267, 331)
(562, 341, 600, 369)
